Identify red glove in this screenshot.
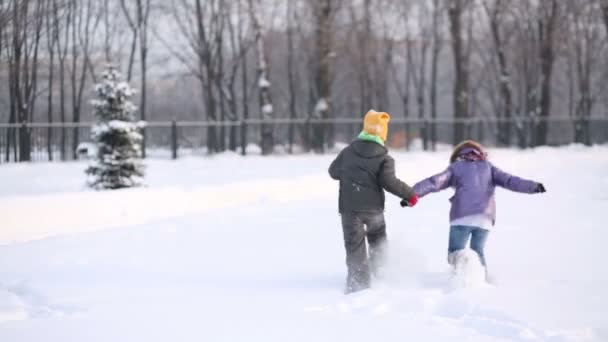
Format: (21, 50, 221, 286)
(400, 194, 418, 207)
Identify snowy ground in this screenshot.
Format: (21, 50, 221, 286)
(0, 145, 607, 341)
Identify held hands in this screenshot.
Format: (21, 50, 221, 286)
(400, 194, 419, 207)
(535, 183, 546, 193)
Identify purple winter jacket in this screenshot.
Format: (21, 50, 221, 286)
(413, 158, 539, 225)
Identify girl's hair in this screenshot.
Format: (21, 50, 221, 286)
(450, 140, 486, 163)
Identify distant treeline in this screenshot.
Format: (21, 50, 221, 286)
(1, 0, 607, 160)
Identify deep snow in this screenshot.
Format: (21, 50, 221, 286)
(0, 145, 607, 341)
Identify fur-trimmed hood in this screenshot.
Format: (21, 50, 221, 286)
(450, 140, 486, 164)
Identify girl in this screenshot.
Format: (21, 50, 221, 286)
(411, 140, 546, 271)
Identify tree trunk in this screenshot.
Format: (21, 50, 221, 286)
(137, 0, 150, 157)
(234, 0, 249, 156)
(51, 0, 69, 160)
(216, 5, 226, 152)
(402, 36, 413, 150)
(70, 0, 79, 160)
(103, 0, 111, 61)
(536, 0, 558, 146)
(413, 37, 429, 150)
(573, 3, 595, 146)
(602, 0, 608, 37)
(193, 0, 218, 154)
(430, 0, 442, 150)
(287, 0, 297, 154)
(351, 0, 373, 113)
(249, 0, 274, 155)
(10, 0, 42, 162)
(120, 0, 137, 82)
(485, 0, 513, 146)
(240, 50, 249, 156)
(312, 0, 333, 153)
(224, 2, 241, 153)
(46, 0, 57, 161)
(448, 0, 470, 145)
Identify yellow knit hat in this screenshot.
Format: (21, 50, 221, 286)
(363, 110, 391, 142)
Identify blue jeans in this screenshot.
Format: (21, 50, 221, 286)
(448, 225, 489, 267)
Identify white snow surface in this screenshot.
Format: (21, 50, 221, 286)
(0, 145, 607, 341)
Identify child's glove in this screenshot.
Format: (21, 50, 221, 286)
(535, 183, 546, 193)
(400, 195, 419, 207)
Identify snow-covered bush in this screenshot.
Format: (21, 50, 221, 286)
(86, 66, 145, 189)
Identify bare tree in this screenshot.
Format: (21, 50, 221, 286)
(510, 2, 537, 148)
(120, 0, 137, 82)
(197, 0, 221, 153)
(349, 0, 374, 113)
(216, 3, 228, 152)
(0, 7, 4, 164)
(0, 0, 6, 71)
(224, 0, 251, 153)
(248, 0, 274, 155)
(70, 0, 100, 159)
(119, 0, 151, 157)
(7, 0, 45, 161)
(236, 0, 251, 155)
(534, 0, 559, 146)
(429, 0, 443, 150)
(102, 0, 111, 62)
(163, 0, 224, 153)
(483, 0, 513, 146)
(54, 0, 70, 160)
(286, 0, 298, 153)
(410, 2, 431, 150)
(310, 0, 336, 152)
(390, 1, 413, 149)
(0, 0, 10, 31)
(602, 0, 608, 36)
(45, 0, 58, 160)
(568, 1, 603, 145)
(448, 0, 472, 144)
(374, 1, 395, 118)
(136, 0, 151, 157)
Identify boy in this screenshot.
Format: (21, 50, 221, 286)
(329, 110, 418, 293)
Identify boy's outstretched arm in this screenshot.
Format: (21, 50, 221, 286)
(413, 168, 452, 197)
(491, 165, 544, 193)
(328, 150, 344, 180)
(379, 156, 417, 201)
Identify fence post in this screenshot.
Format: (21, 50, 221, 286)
(422, 119, 429, 151)
(240, 119, 247, 156)
(171, 120, 178, 160)
(404, 122, 410, 151)
(477, 117, 484, 144)
(16, 123, 20, 161)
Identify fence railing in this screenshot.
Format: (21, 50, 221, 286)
(0, 116, 607, 163)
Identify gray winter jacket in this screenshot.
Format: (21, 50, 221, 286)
(329, 140, 416, 213)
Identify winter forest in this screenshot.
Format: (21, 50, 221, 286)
(1, 0, 608, 161)
(1, 1, 608, 340)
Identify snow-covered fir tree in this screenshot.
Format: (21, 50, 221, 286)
(86, 66, 144, 189)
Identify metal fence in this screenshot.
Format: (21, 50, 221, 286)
(1, 116, 607, 163)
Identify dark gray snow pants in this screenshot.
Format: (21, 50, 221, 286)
(340, 211, 387, 294)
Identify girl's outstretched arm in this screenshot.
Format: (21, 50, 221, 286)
(491, 164, 540, 193)
(413, 168, 452, 197)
